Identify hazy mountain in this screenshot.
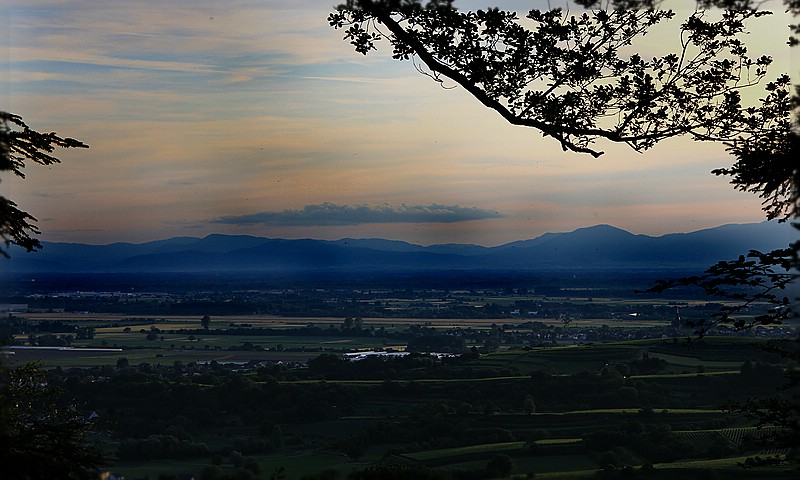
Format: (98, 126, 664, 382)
(2, 222, 796, 274)
(330, 238, 490, 256)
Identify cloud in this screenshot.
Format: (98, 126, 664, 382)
(211, 203, 503, 226)
(32, 191, 75, 198)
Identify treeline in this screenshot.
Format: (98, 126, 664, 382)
(56, 354, 787, 441)
(306, 351, 481, 380)
(117, 434, 210, 460)
(13, 286, 747, 321)
(27, 346, 787, 480)
(3, 318, 96, 338)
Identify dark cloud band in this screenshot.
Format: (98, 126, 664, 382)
(211, 203, 502, 226)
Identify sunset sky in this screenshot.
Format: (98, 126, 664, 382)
(2, 1, 796, 247)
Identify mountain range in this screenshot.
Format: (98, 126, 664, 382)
(2, 222, 797, 274)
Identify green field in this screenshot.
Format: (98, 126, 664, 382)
(475, 344, 642, 374)
(6, 310, 795, 480)
(399, 441, 527, 463)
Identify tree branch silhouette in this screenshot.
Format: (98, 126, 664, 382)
(0, 111, 88, 258)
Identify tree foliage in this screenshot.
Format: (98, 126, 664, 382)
(577, 0, 800, 43)
(644, 244, 798, 335)
(0, 111, 88, 258)
(330, 0, 799, 327)
(330, 1, 787, 157)
(330, 0, 800, 457)
(0, 363, 103, 479)
(485, 453, 515, 477)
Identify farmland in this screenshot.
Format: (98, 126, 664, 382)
(1, 276, 797, 479)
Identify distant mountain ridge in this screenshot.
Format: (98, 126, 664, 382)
(2, 222, 796, 274)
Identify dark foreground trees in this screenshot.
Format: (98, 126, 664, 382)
(0, 114, 97, 476)
(0, 363, 103, 479)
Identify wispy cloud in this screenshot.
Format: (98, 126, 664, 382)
(211, 203, 503, 226)
(3, 1, 783, 246)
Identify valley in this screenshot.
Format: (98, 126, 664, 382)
(1, 273, 796, 480)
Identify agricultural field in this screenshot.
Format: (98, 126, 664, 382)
(2, 290, 797, 480)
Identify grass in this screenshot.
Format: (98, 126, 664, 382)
(17, 312, 795, 480)
(400, 441, 527, 462)
(107, 459, 212, 480)
(532, 471, 598, 479)
(515, 454, 598, 474)
(629, 371, 739, 379)
(563, 408, 719, 414)
(475, 344, 642, 374)
(24, 330, 759, 372)
(475, 336, 793, 375)
(3, 344, 319, 368)
(439, 454, 599, 477)
(250, 451, 355, 480)
(12, 313, 414, 368)
(659, 456, 761, 469)
(533, 439, 582, 446)
(109, 450, 355, 480)
(647, 351, 743, 370)
(84, 332, 391, 350)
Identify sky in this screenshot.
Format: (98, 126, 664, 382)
(1, 0, 796, 247)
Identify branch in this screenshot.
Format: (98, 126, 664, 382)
(362, 4, 611, 156)
(1, 112, 88, 258)
(640, 238, 800, 336)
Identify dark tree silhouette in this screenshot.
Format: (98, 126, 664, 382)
(330, 1, 786, 157)
(0, 111, 88, 258)
(331, 0, 799, 459)
(329, 0, 798, 332)
(485, 453, 515, 478)
(0, 363, 103, 479)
